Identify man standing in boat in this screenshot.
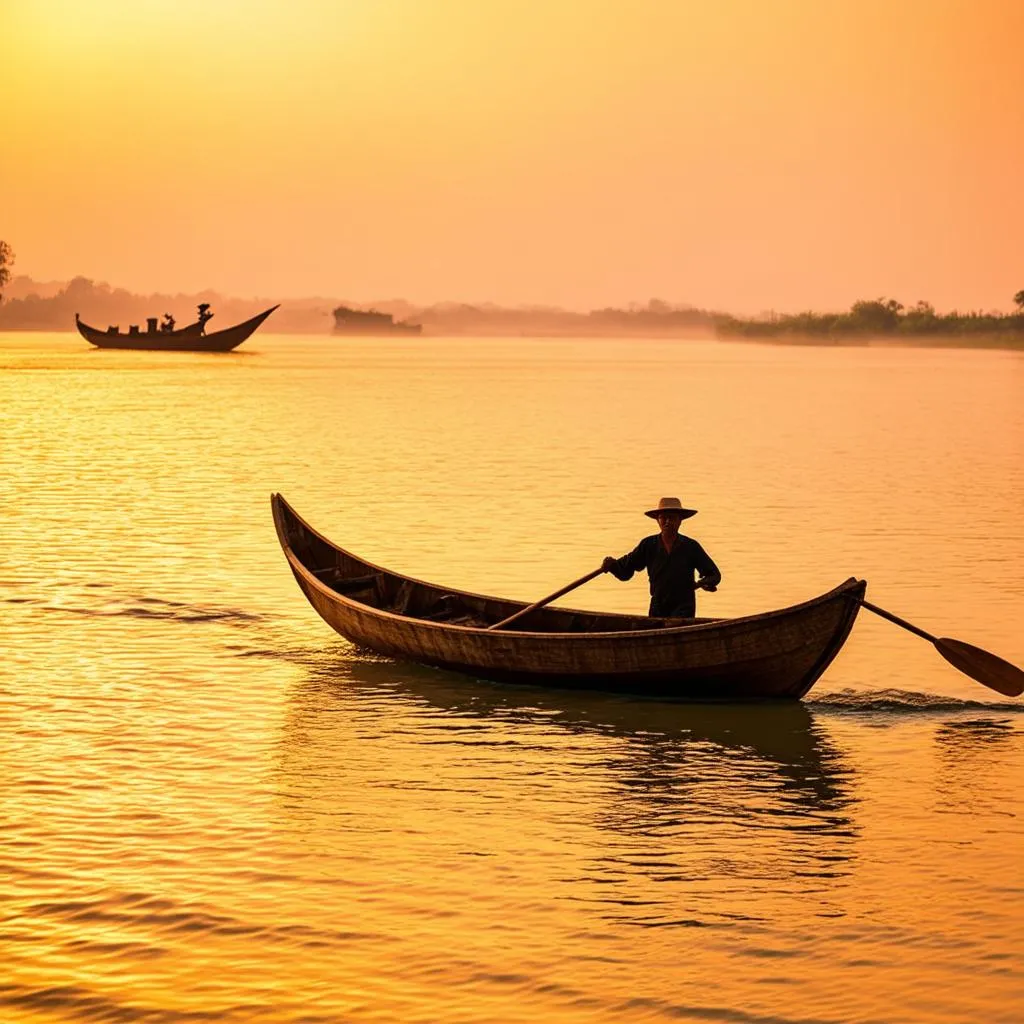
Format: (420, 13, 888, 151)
(602, 497, 721, 618)
(197, 303, 214, 331)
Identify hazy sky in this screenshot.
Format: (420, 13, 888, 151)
(4, 0, 1023, 312)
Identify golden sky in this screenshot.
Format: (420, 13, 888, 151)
(3, 0, 1023, 311)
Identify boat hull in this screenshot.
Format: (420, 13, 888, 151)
(272, 493, 865, 701)
(75, 306, 279, 352)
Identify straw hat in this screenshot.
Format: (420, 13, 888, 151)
(645, 497, 698, 520)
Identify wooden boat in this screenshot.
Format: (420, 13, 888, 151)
(75, 305, 279, 352)
(272, 494, 866, 701)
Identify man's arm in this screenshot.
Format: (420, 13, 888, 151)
(602, 538, 650, 581)
(692, 541, 722, 590)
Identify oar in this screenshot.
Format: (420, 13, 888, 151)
(860, 599, 1024, 698)
(488, 567, 606, 631)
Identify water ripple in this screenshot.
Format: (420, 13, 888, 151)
(808, 687, 1024, 714)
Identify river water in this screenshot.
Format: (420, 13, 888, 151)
(2, 331, 1022, 1023)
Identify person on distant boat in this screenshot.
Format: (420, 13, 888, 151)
(161, 313, 176, 333)
(197, 303, 214, 330)
(602, 497, 721, 618)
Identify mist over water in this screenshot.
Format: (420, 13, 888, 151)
(2, 332, 1022, 1023)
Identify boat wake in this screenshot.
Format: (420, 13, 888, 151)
(807, 687, 1024, 714)
(34, 592, 264, 626)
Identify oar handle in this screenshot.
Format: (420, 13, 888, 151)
(487, 567, 606, 631)
(860, 598, 937, 643)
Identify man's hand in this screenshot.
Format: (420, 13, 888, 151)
(601, 556, 617, 573)
(697, 578, 718, 592)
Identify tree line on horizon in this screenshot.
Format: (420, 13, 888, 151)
(0, 241, 14, 302)
(0, 272, 304, 332)
(0, 270, 717, 335)
(715, 295, 1024, 340)
(1, 242, 1022, 340)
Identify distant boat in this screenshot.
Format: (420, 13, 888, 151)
(75, 304, 279, 352)
(332, 305, 422, 336)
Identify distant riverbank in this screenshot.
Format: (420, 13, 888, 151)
(3, 277, 1023, 350)
(0, 276, 712, 338)
(715, 298, 1024, 351)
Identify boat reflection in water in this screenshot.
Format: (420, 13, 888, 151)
(274, 652, 859, 926)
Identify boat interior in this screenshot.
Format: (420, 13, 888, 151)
(277, 497, 715, 634)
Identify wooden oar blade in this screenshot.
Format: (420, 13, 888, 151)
(934, 638, 1024, 697)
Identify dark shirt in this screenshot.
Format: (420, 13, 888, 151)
(607, 534, 721, 618)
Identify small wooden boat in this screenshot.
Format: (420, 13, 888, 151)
(75, 305, 279, 352)
(272, 494, 866, 701)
